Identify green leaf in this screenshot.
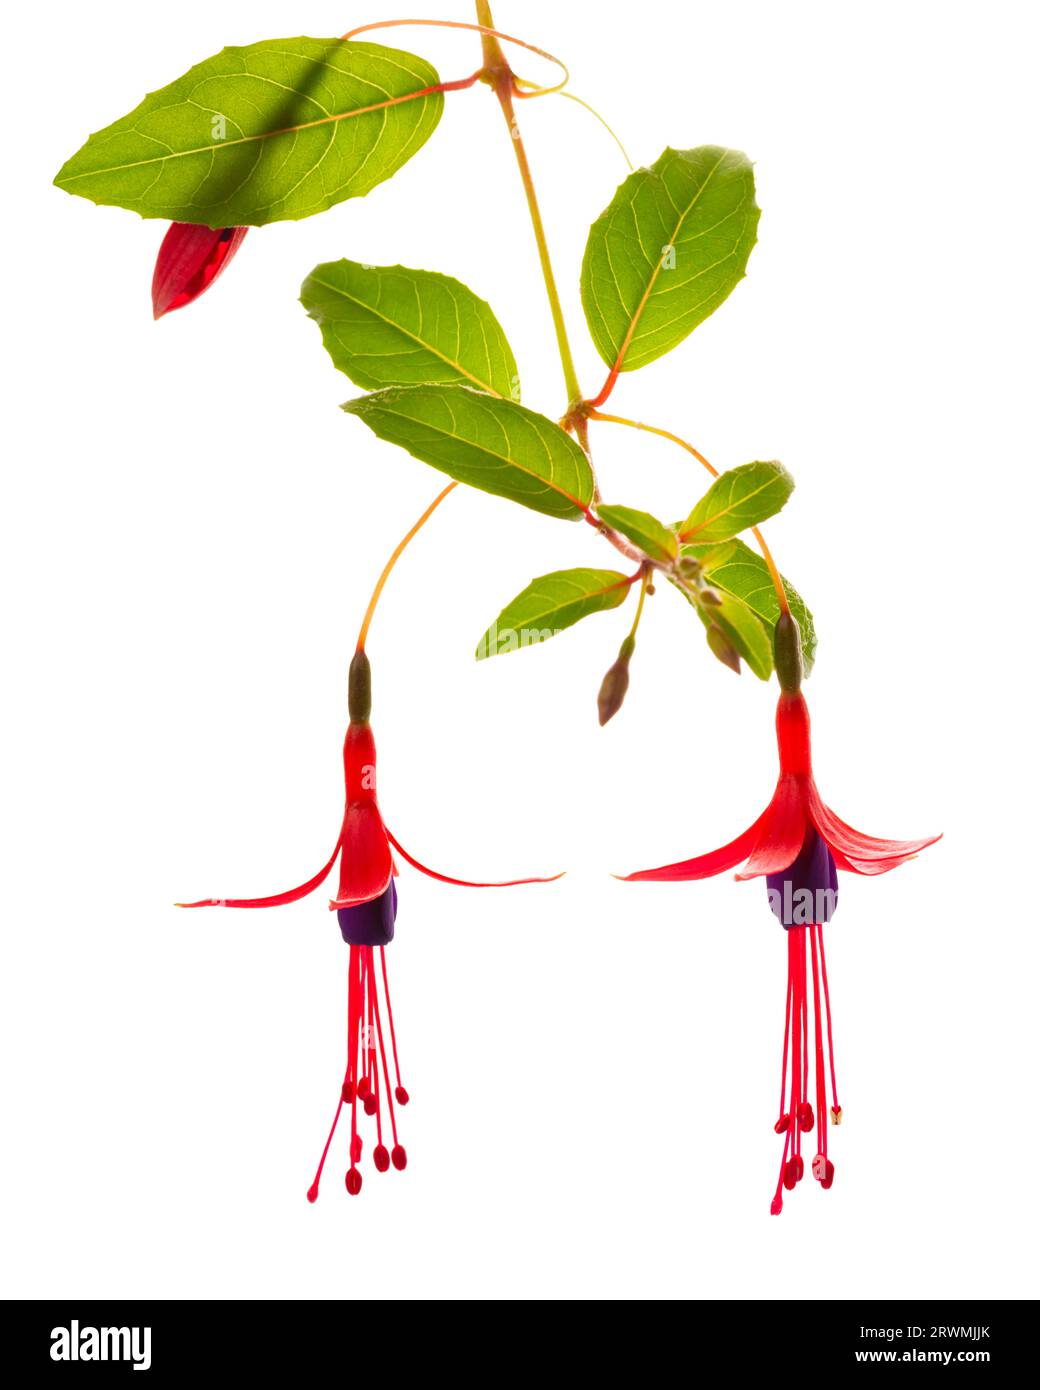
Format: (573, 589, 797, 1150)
(706, 589, 773, 680)
(688, 537, 817, 675)
(674, 580, 773, 681)
(343, 385, 594, 520)
(596, 504, 677, 562)
(476, 568, 632, 659)
(680, 461, 793, 542)
(54, 39, 444, 227)
(301, 260, 518, 397)
(581, 146, 760, 372)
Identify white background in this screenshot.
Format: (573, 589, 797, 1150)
(3, 0, 1038, 1300)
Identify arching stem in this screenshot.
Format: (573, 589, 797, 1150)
(355, 483, 458, 654)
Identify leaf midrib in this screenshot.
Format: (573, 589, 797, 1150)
(357, 393, 589, 513)
(310, 272, 501, 396)
(680, 472, 782, 541)
(604, 148, 729, 371)
(511, 575, 631, 628)
(56, 85, 438, 184)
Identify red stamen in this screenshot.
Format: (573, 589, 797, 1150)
(346, 945, 363, 1196)
(818, 925, 842, 1120)
(809, 924, 829, 1175)
(775, 940, 793, 1133)
(380, 947, 409, 1105)
(370, 950, 402, 1154)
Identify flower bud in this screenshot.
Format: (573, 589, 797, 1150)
(597, 634, 635, 726)
(773, 611, 803, 693)
(151, 223, 247, 319)
(706, 624, 741, 675)
(349, 649, 372, 724)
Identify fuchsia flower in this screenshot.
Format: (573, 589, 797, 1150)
(180, 652, 559, 1199)
(151, 223, 248, 319)
(623, 615, 939, 1212)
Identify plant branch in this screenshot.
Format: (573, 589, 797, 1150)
(587, 409, 791, 615)
(476, 1, 583, 410)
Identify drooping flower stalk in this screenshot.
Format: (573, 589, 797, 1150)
(179, 482, 561, 1198)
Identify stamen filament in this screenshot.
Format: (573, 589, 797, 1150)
(818, 926, 841, 1115)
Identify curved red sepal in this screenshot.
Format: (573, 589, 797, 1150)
(152, 223, 248, 319)
(620, 809, 769, 882)
(176, 835, 341, 908)
(385, 827, 564, 887)
(807, 785, 941, 869)
(331, 802, 394, 909)
(735, 777, 809, 881)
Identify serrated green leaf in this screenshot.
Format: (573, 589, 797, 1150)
(343, 385, 594, 520)
(680, 461, 793, 542)
(596, 504, 677, 562)
(581, 146, 759, 373)
(54, 39, 443, 227)
(687, 537, 817, 675)
(476, 568, 632, 659)
(301, 260, 518, 397)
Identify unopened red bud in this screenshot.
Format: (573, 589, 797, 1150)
(706, 624, 741, 674)
(151, 222, 247, 319)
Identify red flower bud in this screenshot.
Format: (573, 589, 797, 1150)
(151, 223, 247, 319)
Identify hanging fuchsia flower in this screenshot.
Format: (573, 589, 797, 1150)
(623, 615, 939, 1212)
(151, 223, 248, 319)
(179, 650, 559, 1200)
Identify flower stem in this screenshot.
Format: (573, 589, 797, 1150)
(628, 565, 651, 640)
(355, 483, 458, 654)
(476, 1, 584, 410)
(587, 409, 791, 615)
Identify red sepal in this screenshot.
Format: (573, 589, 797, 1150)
(385, 827, 565, 887)
(176, 836, 341, 908)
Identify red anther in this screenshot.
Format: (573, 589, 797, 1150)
(820, 1158, 835, 1190)
(345, 1167, 362, 1196)
(395, 1086, 410, 1106)
(341, 1080, 355, 1104)
(306, 1183, 319, 1204)
(351, 1135, 363, 1164)
(374, 1144, 390, 1173)
(797, 1102, 814, 1132)
(783, 1159, 799, 1191)
(770, 1195, 783, 1216)
(356, 1076, 371, 1101)
(391, 1144, 407, 1171)
(793, 1155, 804, 1181)
(774, 1113, 791, 1134)
(363, 1094, 377, 1117)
